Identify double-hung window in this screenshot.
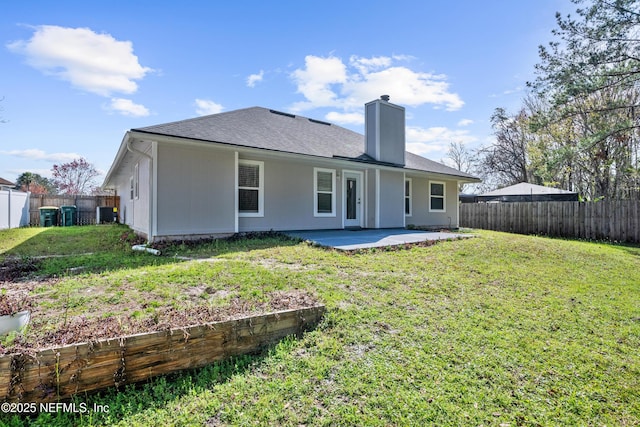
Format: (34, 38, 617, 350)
(429, 181, 446, 212)
(238, 160, 264, 216)
(314, 168, 335, 217)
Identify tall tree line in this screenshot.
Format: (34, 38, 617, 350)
(474, 0, 640, 200)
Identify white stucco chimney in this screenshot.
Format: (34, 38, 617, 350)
(364, 95, 405, 165)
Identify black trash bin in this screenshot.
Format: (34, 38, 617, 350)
(60, 205, 77, 226)
(39, 207, 59, 227)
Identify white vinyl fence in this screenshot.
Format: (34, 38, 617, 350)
(0, 190, 30, 229)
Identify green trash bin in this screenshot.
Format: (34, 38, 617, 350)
(39, 206, 59, 227)
(60, 205, 77, 226)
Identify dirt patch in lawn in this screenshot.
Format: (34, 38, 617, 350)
(1, 290, 319, 356)
(0, 257, 41, 282)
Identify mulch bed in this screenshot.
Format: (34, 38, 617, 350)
(0, 290, 320, 357)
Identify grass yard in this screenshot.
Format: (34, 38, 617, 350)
(0, 225, 639, 426)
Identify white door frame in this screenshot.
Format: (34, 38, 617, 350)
(342, 170, 364, 228)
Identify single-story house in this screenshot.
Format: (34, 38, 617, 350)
(0, 177, 15, 191)
(102, 96, 480, 241)
(477, 182, 579, 203)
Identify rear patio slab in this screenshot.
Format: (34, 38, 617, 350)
(285, 229, 470, 251)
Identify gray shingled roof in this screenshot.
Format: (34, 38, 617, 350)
(135, 107, 477, 180)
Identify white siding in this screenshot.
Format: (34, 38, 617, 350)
(378, 170, 405, 228)
(156, 143, 236, 237)
(239, 157, 344, 232)
(407, 176, 459, 228)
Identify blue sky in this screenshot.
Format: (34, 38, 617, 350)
(0, 0, 573, 184)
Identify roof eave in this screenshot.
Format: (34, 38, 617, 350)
(102, 132, 132, 188)
(112, 130, 482, 182)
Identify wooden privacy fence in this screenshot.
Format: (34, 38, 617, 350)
(0, 305, 325, 403)
(28, 195, 120, 226)
(460, 200, 640, 243)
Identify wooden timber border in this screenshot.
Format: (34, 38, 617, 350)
(0, 305, 325, 403)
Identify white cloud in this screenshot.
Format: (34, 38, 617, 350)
(290, 54, 463, 113)
(405, 126, 477, 157)
(246, 70, 264, 87)
(457, 119, 474, 126)
(291, 55, 347, 110)
(195, 99, 224, 116)
(107, 98, 150, 117)
(7, 25, 152, 97)
(0, 149, 81, 163)
(325, 111, 364, 125)
(349, 55, 392, 74)
(345, 67, 464, 110)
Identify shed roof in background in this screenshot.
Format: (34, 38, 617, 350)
(480, 182, 576, 196)
(477, 182, 578, 202)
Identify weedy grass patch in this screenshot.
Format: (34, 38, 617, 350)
(0, 227, 638, 426)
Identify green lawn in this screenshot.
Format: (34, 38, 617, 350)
(0, 226, 639, 426)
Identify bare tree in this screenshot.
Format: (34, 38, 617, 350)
(476, 108, 533, 188)
(443, 141, 476, 192)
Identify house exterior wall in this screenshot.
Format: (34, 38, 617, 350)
(365, 169, 376, 228)
(113, 173, 132, 227)
(156, 143, 236, 238)
(135, 156, 151, 235)
(112, 146, 152, 237)
(109, 139, 467, 240)
(408, 176, 459, 228)
(238, 156, 344, 232)
(378, 170, 405, 228)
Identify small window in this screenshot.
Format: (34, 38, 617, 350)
(134, 163, 139, 200)
(238, 160, 264, 216)
(429, 181, 446, 212)
(130, 176, 134, 201)
(405, 178, 412, 216)
(314, 168, 335, 217)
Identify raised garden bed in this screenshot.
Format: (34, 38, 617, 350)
(0, 304, 325, 403)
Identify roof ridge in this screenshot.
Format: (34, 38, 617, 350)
(134, 106, 266, 131)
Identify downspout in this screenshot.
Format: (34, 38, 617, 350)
(126, 137, 154, 242)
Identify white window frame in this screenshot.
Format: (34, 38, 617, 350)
(314, 167, 336, 217)
(238, 160, 264, 217)
(429, 180, 446, 212)
(405, 178, 412, 216)
(134, 163, 139, 200)
(130, 176, 134, 201)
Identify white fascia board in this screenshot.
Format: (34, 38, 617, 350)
(102, 132, 133, 188)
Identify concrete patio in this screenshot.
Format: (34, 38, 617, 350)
(285, 228, 470, 251)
